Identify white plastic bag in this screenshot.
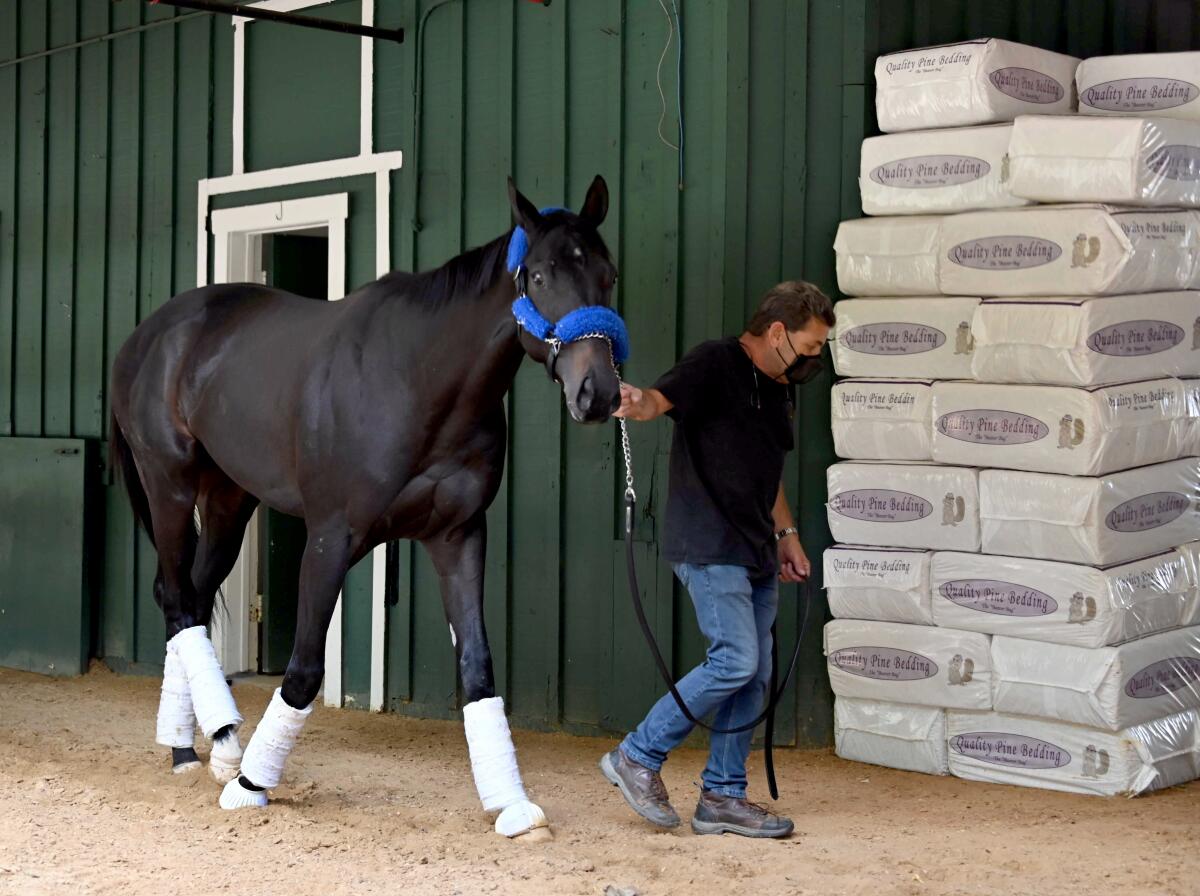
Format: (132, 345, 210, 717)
(832, 297, 980, 380)
(834, 216, 943, 297)
(1078, 52, 1200, 121)
(971, 292, 1200, 386)
(860, 124, 1030, 215)
(835, 698, 949, 775)
(875, 39, 1078, 133)
(832, 379, 934, 461)
(930, 548, 1193, 647)
(931, 378, 1185, 476)
(1010, 114, 1200, 207)
(825, 545, 933, 624)
(979, 457, 1200, 565)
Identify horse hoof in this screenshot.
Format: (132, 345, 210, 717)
(209, 733, 243, 784)
(496, 800, 550, 839)
(511, 825, 555, 843)
(219, 778, 268, 810)
(172, 760, 203, 775)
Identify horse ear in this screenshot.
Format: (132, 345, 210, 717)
(580, 174, 608, 228)
(508, 177, 543, 234)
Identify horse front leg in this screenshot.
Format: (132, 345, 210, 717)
(423, 516, 551, 841)
(219, 522, 350, 810)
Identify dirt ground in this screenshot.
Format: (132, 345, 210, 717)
(0, 665, 1196, 896)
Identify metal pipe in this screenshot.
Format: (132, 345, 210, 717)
(149, 0, 404, 43)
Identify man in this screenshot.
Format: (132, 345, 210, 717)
(599, 280, 835, 838)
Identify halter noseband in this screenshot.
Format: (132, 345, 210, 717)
(507, 208, 630, 381)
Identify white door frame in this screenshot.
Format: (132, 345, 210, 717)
(208, 193, 348, 707)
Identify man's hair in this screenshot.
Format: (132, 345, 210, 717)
(745, 280, 836, 335)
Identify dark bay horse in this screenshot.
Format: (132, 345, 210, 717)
(109, 176, 621, 836)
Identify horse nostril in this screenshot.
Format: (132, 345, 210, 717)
(576, 374, 595, 413)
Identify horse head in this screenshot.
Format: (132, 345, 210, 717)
(508, 176, 623, 424)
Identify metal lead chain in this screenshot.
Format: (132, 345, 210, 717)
(577, 332, 637, 504)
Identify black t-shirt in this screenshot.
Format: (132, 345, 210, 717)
(654, 337, 795, 579)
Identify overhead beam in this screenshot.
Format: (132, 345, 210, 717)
(147, 0, 404, 43)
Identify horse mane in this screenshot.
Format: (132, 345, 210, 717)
(377, 231, 512, 308)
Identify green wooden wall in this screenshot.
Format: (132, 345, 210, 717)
(2, 0, 1194, 744)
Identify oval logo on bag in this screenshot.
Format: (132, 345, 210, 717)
(988, 67, 1065, 104)
(950, 732, 1071, 769)
(1124, 656, 1200, 698)
(1105, 492, 1190, 533)
(1146, 145, 1200, 182)
(830, 489, 933, 523)
(870, 154, 991, 188)
(1081, 77, 1200, 112)
(939, 580, 1058, 617)
(1087, 320, 1185, 356)
(936, 410, 1049, 445)
(947, 236, 1061, 270)
(828, 646, 938, 681)
(841, 322, 946, 355)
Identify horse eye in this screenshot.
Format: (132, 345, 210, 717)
(531, 271, 545, 287)
(573, 247, 584, 260)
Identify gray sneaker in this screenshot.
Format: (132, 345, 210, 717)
(599, 748, 681, 829)
(691, 790, 794, 838)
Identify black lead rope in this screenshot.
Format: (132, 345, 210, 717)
(621, 488, 811, 801)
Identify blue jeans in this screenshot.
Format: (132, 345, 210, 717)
(621, 563, 778, 798)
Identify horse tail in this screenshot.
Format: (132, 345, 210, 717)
(109, 410, 156, 547)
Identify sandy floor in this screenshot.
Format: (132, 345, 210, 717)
(0, 664, 1196, 896)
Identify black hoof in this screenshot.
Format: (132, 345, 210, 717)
(172, 746, 201, 771)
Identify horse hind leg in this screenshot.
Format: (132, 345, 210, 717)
(141, 460, 245, 781)
(189, 470, 260, 783)
(220, 520, 350, 810)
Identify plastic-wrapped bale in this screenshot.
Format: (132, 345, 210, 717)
(1078, 52, 1200, 121)
(930, 548, 1192, 648)
(824, 619, 992, 710)
(971, 292, 1200, 387)
(824, 545, 933, 625)
(860, 124, 1030, 215)
(931, 378, 1186, 476)
(979, 457, 1200, 566)
(946, 709, 1200, 796)
(874, 39, 1078, 133)
(1180, 541, 1200, 628)
(835, 698, 949, 775)
(1181, 378, 1200, 456)
(938, 206, 1200, 297)
(1009, 114, 1200, 207)
(831, 297, 980, 379)
(833, 216, 942, 297)
(827, 461, 980, 552)
(832, 379, 933, 461)
(992, 625, 1200, 730)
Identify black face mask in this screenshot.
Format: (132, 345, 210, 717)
(776, 333, 825, 385)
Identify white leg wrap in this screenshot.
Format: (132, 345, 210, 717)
(463, 697, 548, 837)
(155, 647, 197, 749)
(170, 626, 243, 738)
(239, 688, 312, 790)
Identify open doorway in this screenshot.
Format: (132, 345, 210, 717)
(207, 194, 347, 696)
(255, 231, 328, 674)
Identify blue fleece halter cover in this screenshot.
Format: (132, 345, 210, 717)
(507, 207, 630, 365)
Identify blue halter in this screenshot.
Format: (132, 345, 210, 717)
(507, 208, 630, 376)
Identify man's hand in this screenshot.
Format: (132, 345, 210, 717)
(614, 384, 670, 421)
(777, 535, 811, 584)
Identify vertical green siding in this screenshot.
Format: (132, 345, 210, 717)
(3, 0, 1194, 743)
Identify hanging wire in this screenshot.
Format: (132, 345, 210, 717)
(654, 0, 679, 154)
(653, 0, 685, 190)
